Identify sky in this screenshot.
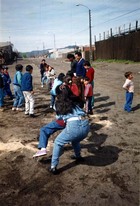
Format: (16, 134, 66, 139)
(0, 0, 140, 52)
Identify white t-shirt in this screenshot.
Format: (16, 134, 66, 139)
(123, 79, 134, 93)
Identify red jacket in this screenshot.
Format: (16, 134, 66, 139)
(86, 67, 95, 83)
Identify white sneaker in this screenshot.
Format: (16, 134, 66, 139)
(16, 108, 24, 111)
(12, 107, 16, 111)
(41, 85, 43, 88)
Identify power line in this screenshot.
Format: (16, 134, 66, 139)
(92, 8, 140, 28)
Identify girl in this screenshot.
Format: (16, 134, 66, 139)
(49, 85, 90, 174)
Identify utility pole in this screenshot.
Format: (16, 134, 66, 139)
(76, 4, 93, 62)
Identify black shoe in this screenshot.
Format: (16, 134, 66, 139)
(70, 155, 84, 162)
(48, 167, 59, 175)
(87, 111, 93, 115)
(29, 114, 35, 118)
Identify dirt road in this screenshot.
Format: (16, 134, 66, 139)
(0, 58, 139, 206)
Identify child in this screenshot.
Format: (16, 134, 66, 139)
(47, 65, 56, 90)
(21, 65, 35, 117)
(49, 85, 90, 174)
(33, 85, 84, 158)
(84, 76, 93, 115)
(50, 73, 65, 109)
(83, 61, 95, 107)
(3, 66, 13, 99)
(12, 64, 24, 111)
(41, 63, 49, 87)
(0, 66, 4, 111)
(39, 59, 46, 83)
(123, 71, 134, 112)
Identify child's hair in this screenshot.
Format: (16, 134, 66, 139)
(55, 85, 76, 115)
(124, 71, 132, 78)
(57, 73, 65, 81)
(16, 64, 23, 71)
(3, 65, 8, 70)
(83, 61, 91, 67)
(26, 65, 33, 72)
(66, 70, 74, 78)
(84, 76, 90, 82)
(63, 75, 72, 85)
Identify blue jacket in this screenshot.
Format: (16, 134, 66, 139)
(56, 105, 86, 122)
(76, 58, 86, 77)
(21, 72, 33, 91)
(50, 78, 62, 95)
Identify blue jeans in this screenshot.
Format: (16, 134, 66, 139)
(51, 119, 90, 167)
(4, 84, 13, 98)
(0, 88, 4, 107)
(50, 94, 56, 107)
(124, 92, 133, 112)
(13, 85, 24, 108)
(38, 120, 65, 149)
(85, 96, 92, 113)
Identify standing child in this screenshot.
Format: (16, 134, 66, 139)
(84, 76, 93, 115)
(0, 66, 4, 111)
(50, 73, 65, 109)
(123, 71, 134, 112)
(12, 64, 24, 111)
(3, 66, 13, 99)
(83, 60, 95, 107)
(21, 65, 35, 117)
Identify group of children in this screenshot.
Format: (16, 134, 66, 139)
(0, 64, 35, 117)
(0, 58, 134, 116)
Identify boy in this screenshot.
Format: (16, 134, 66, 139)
(21, 65, 35, 117)
(84, 76, 93, 115)
(123, 71, 134, 112)
(3, 66, 13, 99)
(83, 60, 95, 107)
(12, 64, 24, 111)
(0, 66, 4, 111)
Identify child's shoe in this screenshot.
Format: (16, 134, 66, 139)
(0, 107, 4, 112)
(48, 167, 59, 175)
(12, 107, 16, 111)
(29, 114, 36, 118)
(16, 107, 24, 111)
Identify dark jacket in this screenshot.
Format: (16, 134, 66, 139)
(0, 73, 4, 88)
(76, 58, 86, 77)
(21, 72, 33, 91)
(71, 60, 77, 74)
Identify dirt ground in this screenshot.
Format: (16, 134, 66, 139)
(0, 58, 139, 206)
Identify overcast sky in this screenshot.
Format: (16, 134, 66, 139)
(0, 0, 140, 52)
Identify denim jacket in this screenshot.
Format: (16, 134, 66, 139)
(56, 105, 86, 122)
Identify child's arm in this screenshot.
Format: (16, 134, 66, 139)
(123, 79, 129, 91)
